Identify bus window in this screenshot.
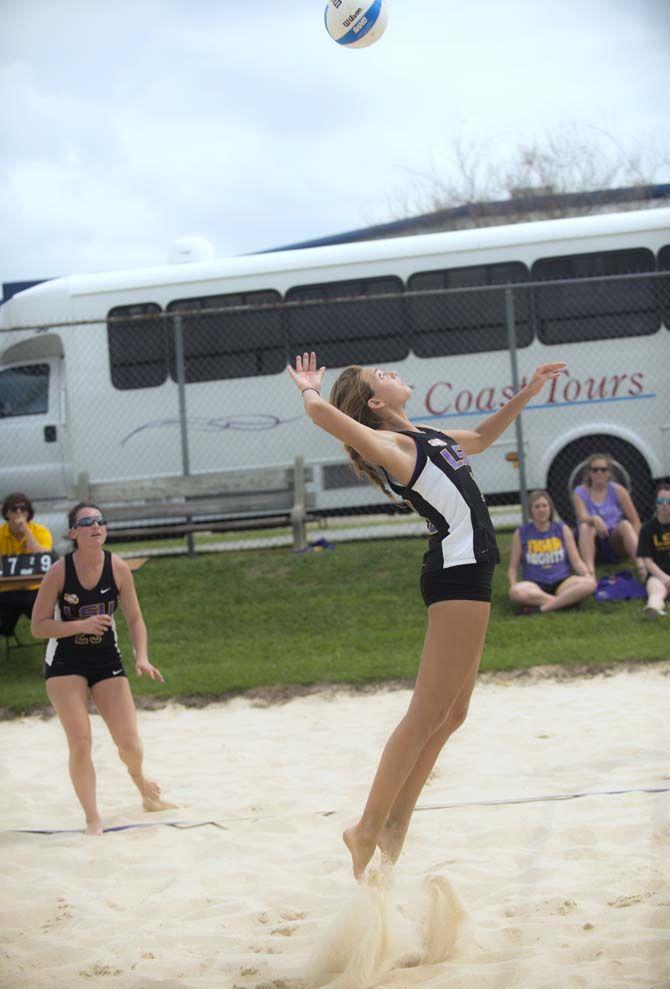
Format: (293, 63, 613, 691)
(285, 276, 407, 368)
(532, 248, 657, 345)
(0, 364, 49, 417)
(167, 290, 284, 382)
(408, 262, 531, 357)
(658, 245, 670, 328)
(108, 304, 167, 390)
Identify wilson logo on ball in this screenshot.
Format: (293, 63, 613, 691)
(324, 0, 389, 49)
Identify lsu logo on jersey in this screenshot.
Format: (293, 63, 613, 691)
(63, 593, 79, 605)
(63, 600, 115, 619)
(440, 443, 470, 471)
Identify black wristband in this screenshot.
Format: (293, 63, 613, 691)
(301, 387, 320, 396)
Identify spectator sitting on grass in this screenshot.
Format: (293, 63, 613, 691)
(637, 482, 670, 619)
(508, 490, 596, 613)
(572, 453, 644, 581)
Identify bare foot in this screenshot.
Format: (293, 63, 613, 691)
(377, 820, 407, 865)
(85, 817, 104, 836)
(343, 824, 377, 881)
(131, 773, 177, 812)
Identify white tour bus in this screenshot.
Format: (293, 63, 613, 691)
(1, 207, 669, 526)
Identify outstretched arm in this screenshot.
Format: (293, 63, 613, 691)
(287, 352, 415, 482)
(447, 363, 566, 455)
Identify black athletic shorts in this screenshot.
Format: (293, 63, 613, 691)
(420, 562, 495, 607)
(44, 655, 127, 689)
(536, 579, 563, 596)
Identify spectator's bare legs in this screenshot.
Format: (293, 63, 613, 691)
(343, 600, 489, 880)
(578, 523, 598, 576)
(91, 677, 173, 811)
(509, 581, 555, 610)
(538, 574, 597, 612)
(46, 676, 103, 836)
(610, 521, 646, 579)
(644, 576, 668, 616)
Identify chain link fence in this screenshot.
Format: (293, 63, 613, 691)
(0, 269, 668, 555)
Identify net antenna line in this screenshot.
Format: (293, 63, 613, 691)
(413, 784, 670, 812)
(6, 785, 669, 835)
(9, 820, 230, 835)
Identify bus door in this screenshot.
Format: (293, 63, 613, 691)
(0, 357, 70, 498)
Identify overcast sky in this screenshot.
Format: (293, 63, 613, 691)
(2, 0, 669, 282)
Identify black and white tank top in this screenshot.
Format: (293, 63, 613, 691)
(385, 427, 500, 572)
(45, 550, 121, 666)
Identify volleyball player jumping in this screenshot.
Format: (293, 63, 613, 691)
(288, 352, 565, 880)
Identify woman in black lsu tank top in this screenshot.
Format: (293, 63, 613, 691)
(31, 502, 173, 835)
(288, 351, 565, 881)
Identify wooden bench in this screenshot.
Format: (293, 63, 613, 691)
(74, 457, 315, 552)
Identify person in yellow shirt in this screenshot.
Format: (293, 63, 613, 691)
(0, 492, 53, 638)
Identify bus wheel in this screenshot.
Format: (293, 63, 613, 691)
(547, 435, 655, 525)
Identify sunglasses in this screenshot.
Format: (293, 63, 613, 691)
(590, 466, 609, 473)
(657, 498, 670, 506)
(8, 503, 29, 512)
(73, 515, 107, 528)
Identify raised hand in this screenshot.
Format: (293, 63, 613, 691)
(527, 362, 567, 397)
(14, 515, 29, 535)
(287, 351, 326, 396)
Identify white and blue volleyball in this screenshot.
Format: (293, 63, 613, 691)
(324, 0, 388, 49)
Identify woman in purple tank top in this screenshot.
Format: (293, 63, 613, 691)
(571, 453, 643, 579)
(508, 491, 596, 613)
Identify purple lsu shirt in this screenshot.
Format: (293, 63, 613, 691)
(520, 520, 570, 585)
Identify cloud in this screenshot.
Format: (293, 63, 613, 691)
(1, 0, 669, 280)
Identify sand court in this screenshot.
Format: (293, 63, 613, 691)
(1, 663, 669, 989)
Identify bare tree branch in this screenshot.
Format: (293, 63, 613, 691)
(389, 124, 670, 226)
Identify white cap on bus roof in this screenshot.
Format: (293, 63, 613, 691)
(168, 236, 215, 264)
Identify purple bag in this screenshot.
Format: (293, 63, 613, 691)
(594, 570, 646, 602)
